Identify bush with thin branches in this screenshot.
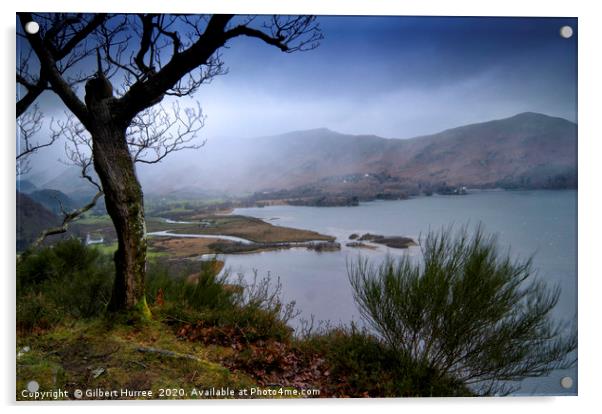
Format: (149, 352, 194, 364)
(348, 225, 576, 395)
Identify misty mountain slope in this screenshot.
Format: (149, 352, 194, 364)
(37, 167, 101, 203)
(16, 179, 37, 194)
(17, 192, 59, 251)
(236, 128, 392, 189)
(140, 112, 576, 195)
(28, 189, 76, 215)
(29, 112, 576, 197)
(386, 112, 577, 186)
(137, 128, 394, 195)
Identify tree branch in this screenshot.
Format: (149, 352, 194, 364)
(54, 14, 107, 60)
(127, 102, 205, 164)
(18, 12, 90, 127)
(134, 14, 156, 75)
(16, 74, 48, 118)
(115, 14, 234, 122)
(61, 114, 103, 192)
(114, 15, 321, 123)
(225, 16, 322, 53)
(16, 106, 65, 175)
(225, 25, 290, 51)
(28, 191, 104, 252)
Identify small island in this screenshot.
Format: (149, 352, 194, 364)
(346, 241, 378, 250)
(347, 233, 417, 249)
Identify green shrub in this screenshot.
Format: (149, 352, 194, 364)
(146, 259, 234, 312)
(303, 324, 470, 397)
(17, 239, 113, 330)
(16, 291, 62, 332)
(17, 241, 295, 343)
(348, 225, 577, 395)
(147, 262, 296, 343)
(226, 273, 297, 342)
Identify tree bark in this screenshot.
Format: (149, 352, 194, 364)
(88, 102, 150, 318)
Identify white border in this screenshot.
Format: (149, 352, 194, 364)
(2, 1, 601, 413)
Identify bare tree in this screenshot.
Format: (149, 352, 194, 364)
(17, 13, 322, 317)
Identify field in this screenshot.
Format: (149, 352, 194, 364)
(76, 212, 335, 258)
(92, 242, 167, 259)
(150, 237, 222, 258)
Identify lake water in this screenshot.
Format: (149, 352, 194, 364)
(224, 190, 577, 396)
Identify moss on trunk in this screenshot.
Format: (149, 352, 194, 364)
(88, 98, 150, 318)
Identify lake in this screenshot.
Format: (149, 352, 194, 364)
(223, 190, 577, 396)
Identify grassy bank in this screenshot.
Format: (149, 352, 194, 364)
(17, 240, 472, 400)
(17, 319, 254, 400)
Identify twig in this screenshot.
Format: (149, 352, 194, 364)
(136, 347, 202, 361)
(128, 360, 148, 369)
(90, 345, 120, 359)
(24, 190, 104, 255)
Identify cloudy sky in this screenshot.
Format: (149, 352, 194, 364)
(18, 15, 577, 178)
(195, 15, 577, 139)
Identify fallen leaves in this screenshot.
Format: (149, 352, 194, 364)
(155, 288, 164, 307)
(176, 321, 334, 396)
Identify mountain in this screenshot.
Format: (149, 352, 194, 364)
(24, 112, 576, 198)
(380, 112, 577, 188)
(139, 112, 577, 196)
(16, 179, 37, 194)
(28, 189, 76, 215)
(39, 168, 101, 204)
(17, 192, 59, 251)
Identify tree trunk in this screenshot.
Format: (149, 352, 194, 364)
(89, 105, 150, 319)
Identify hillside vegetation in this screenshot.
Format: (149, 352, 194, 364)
(137, 112, 577, 196)
(16, 192, 58, 251)
(17, 240, 473, 399)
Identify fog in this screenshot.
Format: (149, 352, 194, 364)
(17, 16, 577, 193)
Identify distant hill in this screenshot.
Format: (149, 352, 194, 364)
(28, 189, 76, 215)
(382, 112, 577, 188)
(17, 192, 59, 251)
(39, 168, 101, 204)
(139, 112, 577, 195)
(25, 112, 576, 198)
(16, 179, 37, 194)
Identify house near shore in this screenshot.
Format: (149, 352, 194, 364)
(85, 233, 104, 245)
